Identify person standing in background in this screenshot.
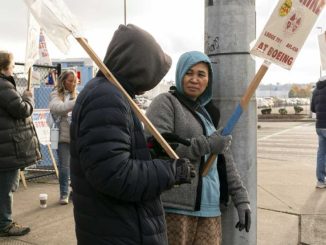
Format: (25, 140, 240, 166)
(49, 70, 78, 204)
(0, 51, 41, 237)
(311, 75, 326, 188)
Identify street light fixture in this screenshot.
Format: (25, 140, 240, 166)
(124, 0, 127, 25)
(317, 26, 323, 77)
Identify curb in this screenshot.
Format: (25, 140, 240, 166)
(258, 119, 315, 122)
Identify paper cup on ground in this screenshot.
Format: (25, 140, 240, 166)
(39, 193, 48, 208)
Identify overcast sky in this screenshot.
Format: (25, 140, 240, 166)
(1, 0, 325, 84)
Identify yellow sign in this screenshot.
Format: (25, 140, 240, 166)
(279, 0, 293, 16)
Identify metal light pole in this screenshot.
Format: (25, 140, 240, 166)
(124, 0, 127, 25)
(205, 0, 256, 244)
(317, 26, 323, 77)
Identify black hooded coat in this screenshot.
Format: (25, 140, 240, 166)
(311, 78, 326, 128)
(0, 73, 41, 171)
(70, 24, 175, 245)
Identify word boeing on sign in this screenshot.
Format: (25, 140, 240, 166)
(251, 0, 325, 70)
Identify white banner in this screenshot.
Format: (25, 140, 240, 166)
(31, 70, 41, 86)
(24, 0, 81, 54)
(32, 109, 51, 145)
(37, 29, 52, 65)
(251, 0, 325, 70)
(24, 13, 40, 74)
(318, 32, 326, 71)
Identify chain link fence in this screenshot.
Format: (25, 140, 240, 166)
(14, 63, 61, 180)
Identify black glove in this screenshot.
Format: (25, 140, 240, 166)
(235, 203, 251, 232)
(171, 158, 196, 185)
(147, 133, 191, 159)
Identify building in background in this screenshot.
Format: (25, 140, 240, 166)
(256, 83, 292, 98)
(52, 57, 96, 86)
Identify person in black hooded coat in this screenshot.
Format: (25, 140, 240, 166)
(311, 76, 326, 188)
(70, 24, 195, 245)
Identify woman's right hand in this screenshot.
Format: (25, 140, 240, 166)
(22, 89, 33, 98)
(207, 128, 232, 154)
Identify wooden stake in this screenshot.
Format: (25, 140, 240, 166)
(19, 170, 27, 189)
(47, 144, 59, 178)
(27, 67, 32, 91)
(202, 61, 270, 176)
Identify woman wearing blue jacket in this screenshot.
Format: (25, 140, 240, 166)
(146, 51, 251, 245)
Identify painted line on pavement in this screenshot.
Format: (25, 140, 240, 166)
(258, 122, 314, 141)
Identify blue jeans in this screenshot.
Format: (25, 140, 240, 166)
(0, 169, 19, 230)
(316, 128, 326, 182)
(57, 143, 71, 198)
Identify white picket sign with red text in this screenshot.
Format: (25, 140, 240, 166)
(251, 0, 325, 70)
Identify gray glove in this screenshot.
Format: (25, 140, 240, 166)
(22, 90, 35, 107)
(22, 90, 33, 98)
(207, 128, 232, 154)
(235, 203, 251, 232)
(171, 158, 196, 185)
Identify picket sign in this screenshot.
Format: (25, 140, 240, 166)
(24, 12, 39, 74)
(202, 0, 325, 176)
(31, 109, 59, 177)
(24, 0, 178, 159)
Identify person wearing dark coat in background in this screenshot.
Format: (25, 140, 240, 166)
(70, 24, 195, 245)
(311, 75, 326, 188)
(0, 51, 42, 237)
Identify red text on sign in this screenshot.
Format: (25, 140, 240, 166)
(299, 0, 325, 15)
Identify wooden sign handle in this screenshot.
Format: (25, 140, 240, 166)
(202, 61, 270, 176)
(27, 67, 32, 91)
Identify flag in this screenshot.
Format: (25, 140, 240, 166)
(24, 12, 40, 73)
(37, 29, 53, 85)
(318, 32, 326, 71)
(24, 0, 81, 54)
(37, 29, 52, 65)
(23, 0, 179, 160)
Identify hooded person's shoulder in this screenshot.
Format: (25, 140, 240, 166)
(79, 77, 128, 108)
(148, 92, 183, 115)
(317, 80, 326, 90)
(151, 92, 176, 105)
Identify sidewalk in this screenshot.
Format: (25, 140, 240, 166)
(1, 121, 326, 245)
(0, 178, 76, 245)
(257, 122, 326, 245)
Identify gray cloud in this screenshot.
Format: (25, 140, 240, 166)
(1, 0, 325, 83)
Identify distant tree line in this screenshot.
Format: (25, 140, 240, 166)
(288, 84, 313, 98)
